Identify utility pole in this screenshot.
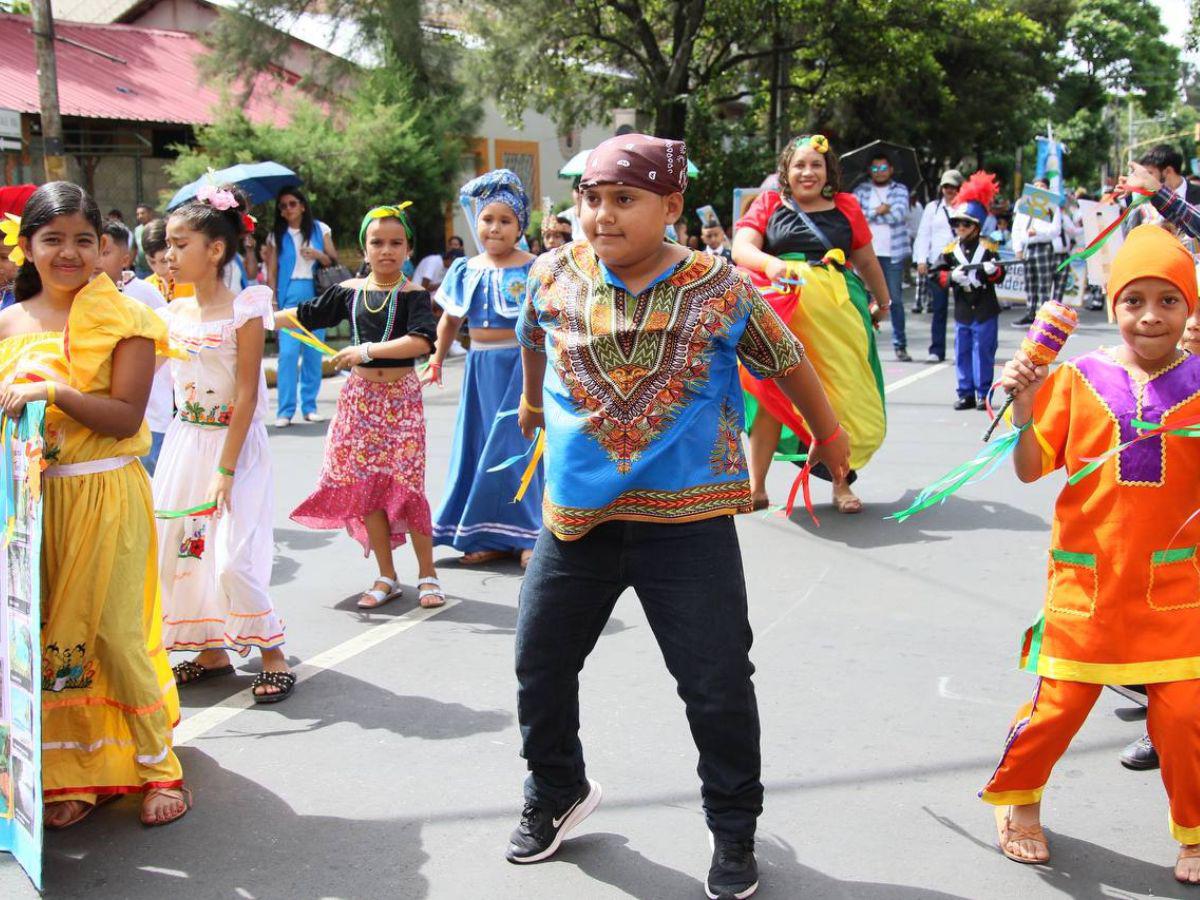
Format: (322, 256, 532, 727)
(30, 0, 67, 182)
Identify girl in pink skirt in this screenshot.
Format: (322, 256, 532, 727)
(278, 204, 443, 609)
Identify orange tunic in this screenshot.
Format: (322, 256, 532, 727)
(1020, 348, 1200, 684)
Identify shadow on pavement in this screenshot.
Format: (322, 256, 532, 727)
(271, 527, 338, 587)
(924, 805, 1186, 899)
(42, 748, 431, 900)
(555, 831, 973, 899)
(778, 491, 1048, 548)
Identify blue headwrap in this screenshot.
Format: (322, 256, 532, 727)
(459, 169, 530, 236)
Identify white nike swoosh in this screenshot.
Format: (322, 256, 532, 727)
(552, 797, 582, 829)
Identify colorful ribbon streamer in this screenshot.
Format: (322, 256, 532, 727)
(282, 311, 337, 356)
(1056, 190, 1152, 272)
(485, 409, 545, 502)
(888, 425, 1027, 523)
(154, 501, 219, 520)
(1066, 413, 1200, 485)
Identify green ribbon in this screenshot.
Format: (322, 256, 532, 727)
(888, 425, 1025, 523)
(154, 501, 218, 520)
(1067, 417, 1200, 486)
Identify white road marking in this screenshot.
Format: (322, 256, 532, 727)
(937, 675, 1010, 707)
(758, 565, 831, 640)
(174, 600, 459, 746)
(884, 362, 950, 394)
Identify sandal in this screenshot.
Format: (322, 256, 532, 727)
(995, 807, 1050, 864)
(459, 550, 509, 565)
(417, 577, 446, 609)
(140, 786, 192, 827)
(44, 794, 118, 830)
(1176, 845, 1200, 884)
(357, 575, 402, 609)
(172, 659, 235, 686)
(251, 670, 296, 704)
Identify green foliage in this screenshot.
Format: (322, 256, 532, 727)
(167, 67, 478, 254)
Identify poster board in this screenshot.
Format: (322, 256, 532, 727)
(731, 188, 763, 235)
(0, 403, 45, 890)
(1014, 185, 1065, 222)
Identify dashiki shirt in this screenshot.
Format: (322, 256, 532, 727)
(518, 243, 805, 541)
(1020, 349, 1200, 684)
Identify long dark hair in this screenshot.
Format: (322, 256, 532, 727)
(15, 182, 103, 301)
(272, 186, 315, 254)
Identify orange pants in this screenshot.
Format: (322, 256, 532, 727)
(980, 677, 1200, 843)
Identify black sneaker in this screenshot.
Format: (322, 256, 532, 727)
(1012, 314, 1035, 328)
(954, 396, 976, 411)
(895, 348, 912, 362)
(910, 304, 923, 314)
(1119, 733, 1159, 770)
(976, 399, 988, 411)
(706, 836, 759, 899)
(505, 779, 602, 864)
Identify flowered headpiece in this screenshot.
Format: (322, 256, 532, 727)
(359, 201, 414, 247)
(196, 183, 238, 212)
(794, 134, 830, 154)
(1, 213, 23, 266)
(460, 169, 530, 234)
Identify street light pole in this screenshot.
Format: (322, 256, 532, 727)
(30, 0, 67, 182)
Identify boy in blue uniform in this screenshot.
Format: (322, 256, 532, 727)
(510, 134, 850, 899)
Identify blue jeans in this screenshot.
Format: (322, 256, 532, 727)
(276, 278, 324, 419)
(140, 430, 164, 477)
(927, 275, 949, 360)
(516, 517, 762, 839)
(955, 317, 999, 399)
(877, 256, 907, 350)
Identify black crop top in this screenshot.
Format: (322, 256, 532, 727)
(764, 205, 856, 259)
(295, 283, 437, 368)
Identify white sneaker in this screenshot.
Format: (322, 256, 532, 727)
(304, 413, 326, 423)
(448, 341, 468, 357)
(274, 418, 292, 428)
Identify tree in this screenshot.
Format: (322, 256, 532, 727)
(166, 67, 476, 253)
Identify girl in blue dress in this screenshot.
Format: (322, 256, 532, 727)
(425, 170, 542, 566)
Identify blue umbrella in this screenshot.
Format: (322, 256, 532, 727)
(167, 162, 302, 210)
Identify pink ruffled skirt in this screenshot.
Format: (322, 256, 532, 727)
(291, 370, 432, 554)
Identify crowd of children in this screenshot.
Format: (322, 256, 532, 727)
(7, 132, 1200, 897)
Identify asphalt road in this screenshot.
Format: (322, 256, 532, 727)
(3, 298, 1194, 899)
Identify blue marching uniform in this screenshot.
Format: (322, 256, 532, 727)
(433, 255, 543, 552)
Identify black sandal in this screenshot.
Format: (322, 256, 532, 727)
(172, 660, 235, 686)
(251, 670, 296, 704)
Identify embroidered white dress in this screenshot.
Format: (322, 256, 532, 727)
(153, 286, 284, 653)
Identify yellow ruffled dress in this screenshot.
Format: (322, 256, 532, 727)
(0, 276, 183, 802)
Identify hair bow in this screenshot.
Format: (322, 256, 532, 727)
(795, 134, 830, 154)
(359, 201, 414, 246)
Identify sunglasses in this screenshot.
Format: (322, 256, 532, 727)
(953, 221, 976, 229)
(279, 200, 302, 210)
(870, 165, 889, 173)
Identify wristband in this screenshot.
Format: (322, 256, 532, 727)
(812, 424, 843, 447)
(360, 343, 373, 364)
(520, 394, 544, 414)
(217, 465, 235, 477)
(45, 383, 56, 407)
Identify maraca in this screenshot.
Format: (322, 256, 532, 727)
(982, 301, 1078, 442)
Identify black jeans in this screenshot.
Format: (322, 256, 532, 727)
(515, 516, 763, 840)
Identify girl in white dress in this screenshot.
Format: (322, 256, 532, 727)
(153, 188, 293, 702)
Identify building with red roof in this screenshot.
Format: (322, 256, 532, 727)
(0, 11, 309, 216)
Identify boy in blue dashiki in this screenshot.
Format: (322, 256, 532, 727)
(508, 134, 850, 899)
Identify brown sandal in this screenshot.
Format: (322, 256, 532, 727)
(995, 806, 1050, 864)
(140, 786, 192, 827)
(44, 794, 118, 830)
(1176, 845, 1200, 884)
(459, 550, 509, 566)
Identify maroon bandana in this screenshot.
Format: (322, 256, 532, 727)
(579, 134, 688, 196)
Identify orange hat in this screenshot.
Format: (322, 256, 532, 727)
(1107, 223, 1197, 316)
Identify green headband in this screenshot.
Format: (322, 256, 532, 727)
(359, 202, 414, 247)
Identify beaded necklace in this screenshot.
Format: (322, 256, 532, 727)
(352, 276, 404, 347)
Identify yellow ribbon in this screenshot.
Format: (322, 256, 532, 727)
(282, 310, 337, 356)
(514, 430, 545, 502)
(1, 213, 24, 266)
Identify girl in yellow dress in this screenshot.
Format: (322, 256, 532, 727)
(0, 182, 189, 829)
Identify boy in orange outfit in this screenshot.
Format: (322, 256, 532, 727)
(985, 223, 1200, 885)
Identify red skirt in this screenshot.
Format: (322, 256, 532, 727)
(291, 370, 432, 554)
